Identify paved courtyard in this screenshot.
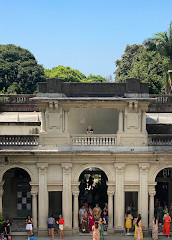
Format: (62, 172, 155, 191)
(11, 234, 169, 240)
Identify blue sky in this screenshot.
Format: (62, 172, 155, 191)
(1, 0, 172, 78)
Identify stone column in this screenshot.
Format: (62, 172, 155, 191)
(114, 163, 125, 231)
(107, 191, 114, 233)
(73, 190, 79, 233)
(61, 163, 72, 233)
(40, 110, 46, 132)
(37, 163, 48, 235)
(149, 190, 156, 228)
(118, 109, 123, 132)
(0, 182, 4, 214)
(31, 186, 38, 230)
(139, 163, 149, 231)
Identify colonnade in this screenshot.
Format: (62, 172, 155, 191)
(0, 163, 158, 235)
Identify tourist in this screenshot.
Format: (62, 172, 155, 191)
(156, 203, 163, 223)
(4, 219, 11, 238)
(125, 210, 133, 234)
(82, 211, 90, 233)
(135, 214, 143, 240)
(79, 205, 85, 229)
(47, 215, 55, 240)
(152, 216, 158, 240)
(58, 215, 64, 239)
(163, 212, 171, 238)
(93, 204, 101, 221)
(7, 237, 12, 240)
(87, 126, 94, 134)
(88, 207, 94, 231)
(26, 215, 33, 239)
(103, 203, 108, 224)
(92, 221, 100, 240)
(0, 233, 7, 240)
(99, 218, 105, 240)
(163, 205, 169, 216)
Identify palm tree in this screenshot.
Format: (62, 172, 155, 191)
(144, 23, 172, 93)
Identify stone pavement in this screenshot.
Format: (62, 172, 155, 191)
(11, 234, 169, 240)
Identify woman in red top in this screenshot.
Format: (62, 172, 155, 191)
(58, 215, 64, 239)
(163, 213, 171, 238)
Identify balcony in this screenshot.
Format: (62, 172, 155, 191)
(0, 135, 39, 146)
(71, 134, 117, 146)
(148, 134, 172, 146)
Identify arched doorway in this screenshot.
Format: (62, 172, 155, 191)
(154, 168, 172, 228)
(155, 168, 172, 207)
(79, 167, 108, 209)
(78, 167, 108, 232)
(3, 168, 31, 221)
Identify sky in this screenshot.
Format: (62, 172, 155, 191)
(1, 0, 172, 79)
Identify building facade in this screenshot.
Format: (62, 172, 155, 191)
(0, 78, 172, 235)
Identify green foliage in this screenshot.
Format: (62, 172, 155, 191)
(0, 44, 45, 94)
(44, 66, 107, 83)
(82, 74, 107, 83)
(115, 23, 172, 94)
(44, 65, 87, 82)
(115, 45, 169, 94)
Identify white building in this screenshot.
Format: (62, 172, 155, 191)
(0, 78, 171, 235)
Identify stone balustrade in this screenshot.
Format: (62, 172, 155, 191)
(71, 134, 117, 146)
(148, 134, 172, 146)
(0, 135, 39, 146)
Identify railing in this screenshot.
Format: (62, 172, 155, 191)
(0, 135, 39, 146)
(71, 134, 117, 146)
(0, 94, 36, 103)
(148, 134, 172, 146)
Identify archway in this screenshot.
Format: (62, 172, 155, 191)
(3, 168, 31, 222)
(154, 168, 172, 225)
(78, 167, 108, 232)
(79, 167, 108, 209)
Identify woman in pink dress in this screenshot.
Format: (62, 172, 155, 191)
(89, 207, 94, 231)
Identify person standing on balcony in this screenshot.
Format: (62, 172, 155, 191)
(87, 126, 94, 134)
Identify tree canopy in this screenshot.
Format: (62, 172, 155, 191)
(0, 44, 45, 94)
(114, 24, 172, 94)
(44, 66, 107, 83)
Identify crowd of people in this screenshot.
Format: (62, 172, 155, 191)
(79, 202, 108, 240)
(124, 200, 172, 240)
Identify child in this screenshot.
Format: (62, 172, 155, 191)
(125, 210, 133, 234)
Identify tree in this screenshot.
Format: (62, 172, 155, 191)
(82, 74, 107, 83)
(144, 23, 172, 93)
(114, 44, 169, 93)
(45, 66, 107, 83)
(0, 44, 45, 94)
(44, 66, 87, 82)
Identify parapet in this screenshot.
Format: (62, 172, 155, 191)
(38, 78, 149, 98)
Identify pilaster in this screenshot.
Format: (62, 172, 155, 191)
(114, 163, 125, 231)
(61, 163, 72, 233)
(37, 163, 48, 236)
(139, 163, 149, 230)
